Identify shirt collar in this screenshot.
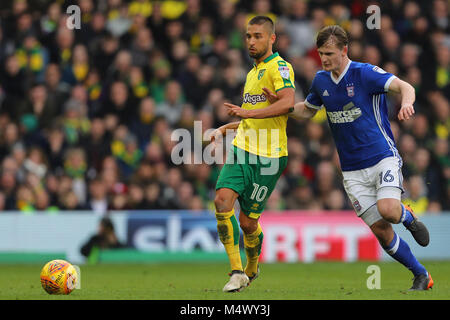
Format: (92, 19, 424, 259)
(330, 59, 352, 85)
(253, 52, 279, 68)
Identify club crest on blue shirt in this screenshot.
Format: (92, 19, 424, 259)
(353, 200, 362, 212)
(346, 85, 355, 97)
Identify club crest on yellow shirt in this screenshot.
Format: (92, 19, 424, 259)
(258, 69, 266, 80)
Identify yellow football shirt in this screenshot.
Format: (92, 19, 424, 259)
(233, 52, 295, 158)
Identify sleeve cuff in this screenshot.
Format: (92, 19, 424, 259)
(384, 75, 397, 92)
(305, 99, 323, 110)
(275, 84, 295, 92)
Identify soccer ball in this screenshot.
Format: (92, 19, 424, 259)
(40, 259, 78, 295)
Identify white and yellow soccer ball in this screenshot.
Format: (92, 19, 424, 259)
(40, 259, 78, 295)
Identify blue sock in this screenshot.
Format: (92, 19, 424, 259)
(384, 233, 427, 277)
(399, 204, 414, 227)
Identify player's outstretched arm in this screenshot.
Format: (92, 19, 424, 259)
(263, 87, 318, 119)
(248, 87, 317, 120)
(388, 78, 416, 121)
(225, 87, 295, 119)
(208, 121, 241, 145)
(289, 101, 318, 120)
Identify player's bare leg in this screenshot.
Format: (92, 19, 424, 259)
(214, 188, 249, 292)
(370, 218, 395, 247)
(239, 213, 262, 284)
(377, 198, 429, 246)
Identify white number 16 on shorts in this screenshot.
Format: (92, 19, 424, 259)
(342, 157, 404, 225)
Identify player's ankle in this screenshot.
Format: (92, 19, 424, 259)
(245, 265, 258, 277)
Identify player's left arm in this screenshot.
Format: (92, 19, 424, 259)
(225, 87, 295, 119)
(387, 78, 416, 121)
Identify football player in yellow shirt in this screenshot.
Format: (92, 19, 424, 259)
(210, 16, 295, 292)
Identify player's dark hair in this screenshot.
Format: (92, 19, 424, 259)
(101, 217, 114, 232)
(316, 25, 349, 49)
(248, 15, 275, 34)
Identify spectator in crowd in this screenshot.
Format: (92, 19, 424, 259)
(45, 125, 66, 170)
(22, 146, 48, 181)
(129, 97, 156, 149)
(111, 131, 143, 180)
(1, 170, 17, 210)
(58, 189, 86, 210)
(44, 63, 70, 114)
(402, 175, 430, 216)
(80, 117, 111, 174)
(324, 188, 351, 211)
(0, 191, 6, 211)
(127, 181, 146, 210)
(87, 178, 108, 215)
(143, 182, 164, 209)
(20, 83, 58, 130)
(1, 55, 27, 120)
(63, 147, 87, 204)
(313, 160, 340, 207)
(155, 80, 185, 126)
(286, 177, 317, 210)
(15, 184, 35, 212)
(281, 0, 316, 57)
(102, 80, 136, 125)
(61, 44, 90, 86)
(61, 98, 90, 146)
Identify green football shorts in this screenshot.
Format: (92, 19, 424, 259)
(215, 145, 288, 219)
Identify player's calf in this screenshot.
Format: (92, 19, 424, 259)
(370, 219, 394, 247)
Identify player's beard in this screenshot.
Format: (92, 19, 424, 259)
(249, 43, 269, 60)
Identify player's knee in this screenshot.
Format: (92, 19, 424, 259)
(377, 199, 401, 223)
(214, 194, 232, 213)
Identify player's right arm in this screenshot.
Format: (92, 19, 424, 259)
(216, 121, 241, 134)
(224, 87, 295, 119)
(225, 88, 317, 120)
(209, 121, 241, 144)
(290, 100, 318, 119)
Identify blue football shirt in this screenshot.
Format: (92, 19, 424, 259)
(305, 60, 400, 171)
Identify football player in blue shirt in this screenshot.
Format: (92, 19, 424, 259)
(225, 25, 433, 291)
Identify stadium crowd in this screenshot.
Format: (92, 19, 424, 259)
(0, 0, 449, 216)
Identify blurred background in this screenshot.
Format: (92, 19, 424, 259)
(0, 0, 449, 265)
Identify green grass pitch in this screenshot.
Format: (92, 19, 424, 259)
(0, 261, 449, 300)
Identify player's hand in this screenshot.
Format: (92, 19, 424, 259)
(398, 103, 415, 121)
(262, 87, 279, 104)
(208, 128, 223, 147)
(107, 232, 119, 245)
(224, 102, 250, 118)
